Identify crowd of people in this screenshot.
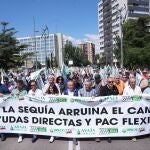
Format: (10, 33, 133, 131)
(0, 66, 150, 145)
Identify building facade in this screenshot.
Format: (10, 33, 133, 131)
(78, 42, 95, 64)
(98, 0, 150, 63)
(17, 33, 64, 68)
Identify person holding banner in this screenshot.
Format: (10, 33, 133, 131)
(44, 83, 60, 143)
(64, 80, 79, 145)
(28, 80, 43, 143)
(123, 77, 142, 142)
(0, 76, 10, 141)
(100, 77, 119, 143)
(11, 80, 27, 143)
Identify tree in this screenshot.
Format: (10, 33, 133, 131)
(114, 16, 150, 69)
(64, 43, 83, 66)
(0, 22, 28, 70)
(33, 61, 42, 69)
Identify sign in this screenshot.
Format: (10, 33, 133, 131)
(0, 95, 150, 138)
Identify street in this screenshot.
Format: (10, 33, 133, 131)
(0, 135, 150, 150)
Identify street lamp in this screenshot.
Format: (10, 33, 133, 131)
(117, 5, 127, 69)
(41, 26, 49, 69)
(33, 16, 39, 70)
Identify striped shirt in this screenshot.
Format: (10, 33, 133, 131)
(79, 88, 97, 97)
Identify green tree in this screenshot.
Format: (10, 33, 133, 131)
(114, 16, 150, 69)
(33, 61, 42, 69)
(0, 22, 28, 70)
(64, 43, 83, 66)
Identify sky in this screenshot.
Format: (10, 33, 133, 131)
(0, 0, 99, 52)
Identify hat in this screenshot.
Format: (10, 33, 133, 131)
(94, 74, 101, 79)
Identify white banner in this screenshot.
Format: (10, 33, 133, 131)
(0, 95, 150, 138)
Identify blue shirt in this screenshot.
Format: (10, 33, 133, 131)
(0, 84, 10, 94)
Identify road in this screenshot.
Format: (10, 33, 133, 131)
(0, 135, 150, 150)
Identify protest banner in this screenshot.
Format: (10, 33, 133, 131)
(0, 95, 150, 138)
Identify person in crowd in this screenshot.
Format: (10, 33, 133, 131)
(123, 77, 142, 95)
(140, 70, 148, 91)
(93, 74, 102, 96)
(79, 80, 97, 97)
(79, 80, 100, 142)
(28, 80, 43, 143)
(121, 74, 129, 87)
(45, 83, 60, 143)
(100, 77, 119, 143)
(28, 80, 43, 96)
(45, 84, 59, 96)
(11, 80, 28, 143)
(64, 80, 78, 96)
(114, 75, 125, 95)
(43, 75, 60, 94)
(41, 74, 47, 85)
(64, 80, 78, 145)
(0, 76, 10, 141)
(72, 76, 83, 90)
(100, 77, 119, 97)
(123, 77, 142, 142)
(56, 76, 65, 95)
(142, 79, 150, 94)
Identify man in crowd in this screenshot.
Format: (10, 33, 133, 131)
(114, 75, 125, 95)
(123, 77, 142, 95)
(28, 80, 43, 143)
(0, 76, 10, 141)
(93, 74, 102, 96)
(123, 77, 142, 142)
(100, 77, 119, 143)
(121, 74, 129, 87)
(11, 80, 28, 143)
(79, 80, 96, 97)
(143, 79, 150, 94)
(64, 80, 78, 145)
(100, 77, 119, 97)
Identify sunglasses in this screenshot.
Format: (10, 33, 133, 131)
(108, 81, 113, 83)
(31, 84, 36, 87)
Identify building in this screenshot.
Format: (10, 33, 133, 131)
(17, 33, 64, 68)
(78, 42, 95, 64)
(98, 0, 150, 63)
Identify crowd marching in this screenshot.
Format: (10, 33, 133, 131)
(0, 65, 150, 145)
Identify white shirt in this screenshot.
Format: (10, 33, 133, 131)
(123, 85, 142, 95)
(68, 90, 74, 96)
(28, 89, 43, 96)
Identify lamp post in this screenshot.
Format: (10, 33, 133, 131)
(33, 16, 39, 70)
(117, 5, 127, 69)
(41, 26, 49, 69)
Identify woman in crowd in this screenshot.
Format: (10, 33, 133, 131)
(45, 84, 59, 143)
(56, 76, 65, 95)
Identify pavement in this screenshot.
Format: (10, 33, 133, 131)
(0, 135, 150, 150)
